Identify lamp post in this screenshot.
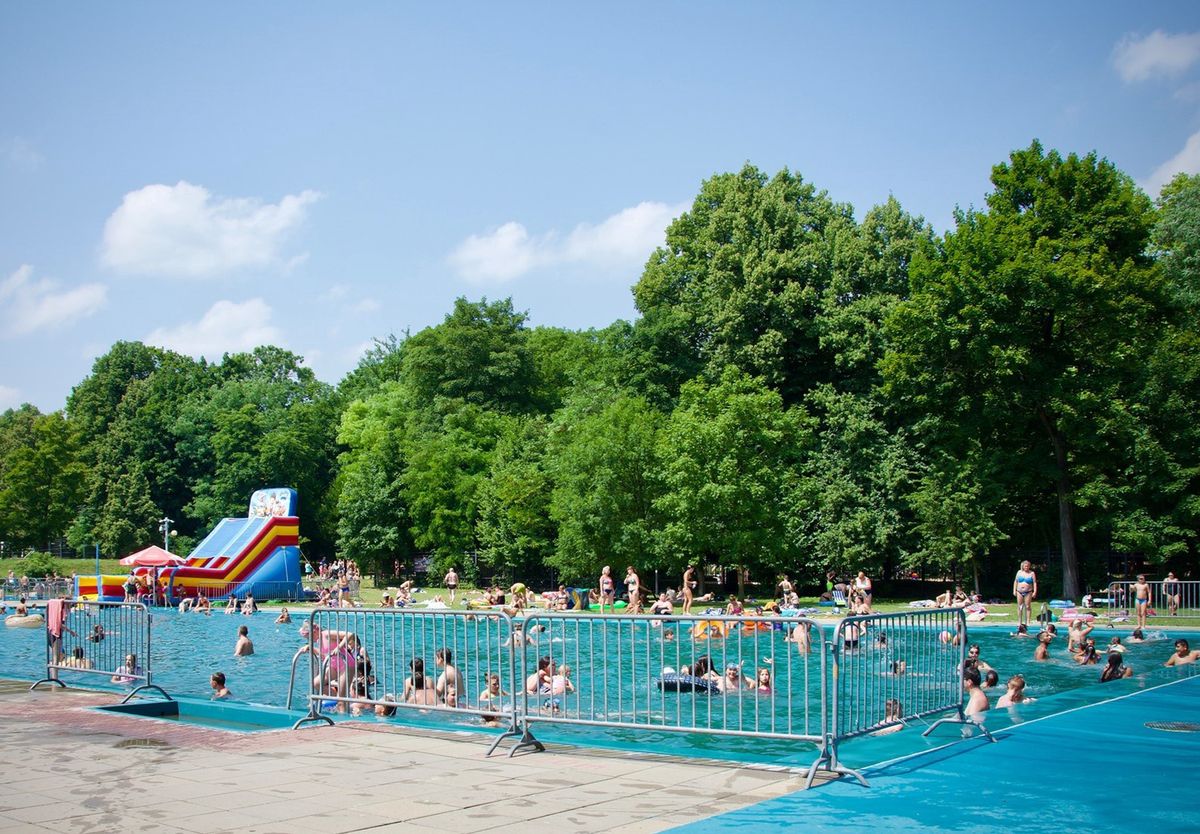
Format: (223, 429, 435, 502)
(159, 516, 173, 553)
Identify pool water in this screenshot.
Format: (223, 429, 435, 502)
(0, 609, 1190, 766)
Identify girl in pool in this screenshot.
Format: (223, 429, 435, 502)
(996, 674, 1033, 706)
(1075, 640, 1099, 665)
(871, 698, 904, 735)
(550, 664, 575, 695)
(275, 607, 291, 624)
(755, 667, 772, 693)
(1100, 652, 1133, 682)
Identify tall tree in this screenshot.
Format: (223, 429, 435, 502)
(0, 407, 86, 551)
(884, 141, 1159, 598)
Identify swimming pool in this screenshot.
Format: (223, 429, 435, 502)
(1, 608, 1191, 766)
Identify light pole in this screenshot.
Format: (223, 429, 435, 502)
(159, 516, 173, 553)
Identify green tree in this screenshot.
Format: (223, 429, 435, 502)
(475, 416, 555, 580)
(0, 407, 86, 551)
(656, 370, 806, 596)
(401, 297, 537, 414)
(883, 141, 1159, 598)
(546, 390, 665, 583)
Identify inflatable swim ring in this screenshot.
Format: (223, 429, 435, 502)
(5, 614, 44, 628)
(656, 673, 718, 694)
(1059, 609, 1094, 622)
(587, 601, 627, 611)
(741, 621, 771, 634)
(1048, 599, 1074, 609)
(693, 620, 728, 640)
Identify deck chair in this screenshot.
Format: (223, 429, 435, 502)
(831, 589, 848, 610)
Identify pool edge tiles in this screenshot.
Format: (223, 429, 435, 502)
(94, 695, 302, 733)
(665, 673, 1200, 834)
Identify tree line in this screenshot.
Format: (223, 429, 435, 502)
(2, 142, 1197, 598)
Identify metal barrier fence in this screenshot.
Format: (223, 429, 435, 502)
(292, 608, 523, 750)
(831, 610, 982, 753)
(292, 608, 977, 785)
(3, 578, 73, 600)
(1104, 580, 1200, 616)
(31, 600, 170, 702)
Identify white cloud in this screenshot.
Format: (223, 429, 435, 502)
(1113, 30, 1200, 82)
(101, 182, 321, 278)
(143, 298, 283, 359)
(1143, 129, 1200, 197)
(348, 298, 381, 314)
(0, 265, 107, 336)
(448, 200, 687, 284)
(0, 385, 21, 411)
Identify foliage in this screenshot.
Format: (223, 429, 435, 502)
(23, 551, 63, 576)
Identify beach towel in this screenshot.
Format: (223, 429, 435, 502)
(46, 599, 68, 638)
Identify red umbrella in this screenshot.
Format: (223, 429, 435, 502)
(119, 545, 187, 567)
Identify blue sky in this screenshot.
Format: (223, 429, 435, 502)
(3, 3, 1199, 413)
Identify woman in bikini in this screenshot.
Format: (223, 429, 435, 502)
(599, 566, 615, 614)
(1013, 560, 1037, 629)
(682, 565, 696, 616)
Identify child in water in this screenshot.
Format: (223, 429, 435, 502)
(756, 667, 772, 693)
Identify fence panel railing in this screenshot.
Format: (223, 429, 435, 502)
(831, 609, 969, 745)
(1105, 580, 1200, 616)
(292, 608, 523, 746)
(31, 600, 169, 702)
(514, 612, 827, 743)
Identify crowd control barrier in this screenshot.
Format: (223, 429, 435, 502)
(1105, 579, 1200, 617)
(30, 600, 170, 703)
(292, 607, 981, 786)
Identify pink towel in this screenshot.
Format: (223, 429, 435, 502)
(46, 599, 67, 638)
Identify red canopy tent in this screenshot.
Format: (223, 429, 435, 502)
(119, 545, 187, 567)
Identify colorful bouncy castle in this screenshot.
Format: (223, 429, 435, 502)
(76, 488, 305, 603)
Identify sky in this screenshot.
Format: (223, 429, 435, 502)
(3, 3, 1200, 413)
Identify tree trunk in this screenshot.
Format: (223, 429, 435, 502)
(1039, 410, 1081, 600)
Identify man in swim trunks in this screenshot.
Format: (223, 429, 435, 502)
(1132, 574, 1152, 630)
(234, 624, 254, 656)
(1013, 560, 1037, 628)
(1165, 639, 1200, 666)
(443, 567, 458, 604)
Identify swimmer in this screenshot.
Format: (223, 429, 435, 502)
(550, 663, 575, 695)
(789, 622, 812, 654)
(1127, 627, 1145, 643)
(111, 653, 141, 685)
(1012, 623, 1032, 638)
(963, 668, 989, 718)
(526, 656, 555, 694)
(275, 607, 291, 624)
(1165, 639, 1200, 667)
(982, 669, 1000, 690)
(892, 659, 907, 675)
(404, 658, 438, 705)
(434, 647, 461, 698)
(1075, 640, 1099, 665)
(88, 624, 106, 643)
(1100, 652, 1133, 681)
(234, 624, 254, 656)
(241, 593, 258, 615)
(1034, 630, 1054, 660)
(755, 667, 772, 693)
(718, 664, 751, 693)
(996, 674, 1033, 706)
(178, 597, 194, 613)
(479, 673, 508, 723)
(870, 698, 904, 735)
(210, 671, 231, 700)
(1107, 636, 1126, 654)
(374, 693, 398, 717)
(62, 646, 92, 670)
(966, 644, 992, 673)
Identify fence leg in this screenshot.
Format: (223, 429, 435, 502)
(922, 712, 997, 743)
(292, 700, 335, 730)
(29, 678, 66, 691)
(804, 734, 869, 789)
(486, 717, 544, 758)
(122, 684, 173, 704)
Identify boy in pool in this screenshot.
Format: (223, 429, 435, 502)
(210, 671, 231, 700)
(234, 625, 254, 656)
(963, 668, 989, 719)
(434, 647, 461, 699)
(1165, 639, 1200, 666)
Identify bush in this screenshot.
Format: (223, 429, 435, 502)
(24, 551, 63, 577)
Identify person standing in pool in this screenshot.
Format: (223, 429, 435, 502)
(210, 672, 231, 700)
(1013, 560, 1037, 629)
(443, 566, 459, 604)
(963, 668, 989, 719)
(234, 624, 254, 656)
(682, 565, 696, 615)
(1133, 574, 1152, 630)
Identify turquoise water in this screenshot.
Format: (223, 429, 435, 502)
(0, 609, 1190, 765)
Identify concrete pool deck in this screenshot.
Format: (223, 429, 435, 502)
(0, 681, 810, 833)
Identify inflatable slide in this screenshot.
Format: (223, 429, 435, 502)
(77, 488, 304, 603)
